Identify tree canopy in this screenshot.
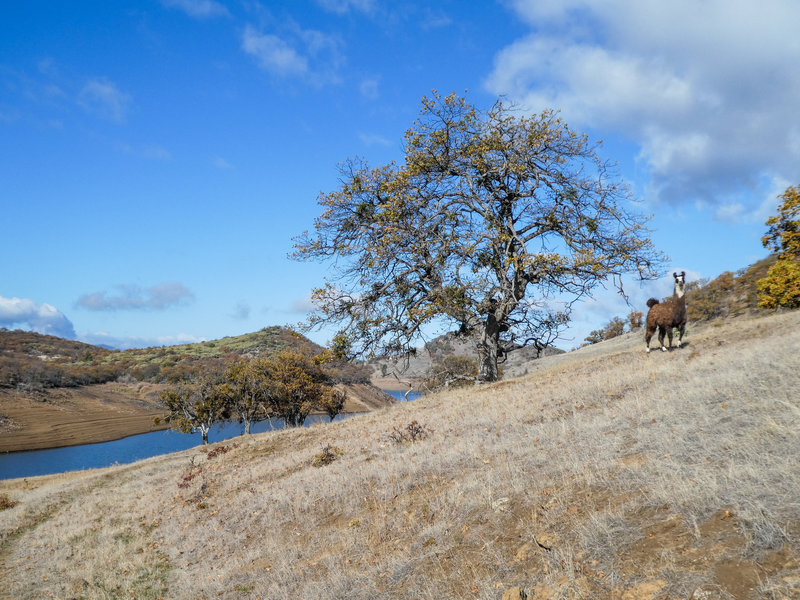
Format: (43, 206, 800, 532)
(758, 184, 800, 309)
(158, 375, 230, 444)
(294, 92, 665, 381)
(158, 351, 347, 441)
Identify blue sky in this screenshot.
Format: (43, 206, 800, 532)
(2, 0, 798, 351)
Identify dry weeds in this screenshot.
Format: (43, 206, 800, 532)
(1, 311, 799, 599)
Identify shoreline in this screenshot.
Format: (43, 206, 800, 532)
(0, 381, 397, 453)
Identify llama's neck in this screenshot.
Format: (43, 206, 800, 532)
(674, 283, 686, 302)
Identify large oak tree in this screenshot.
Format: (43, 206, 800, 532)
(294, 93, 665, 381)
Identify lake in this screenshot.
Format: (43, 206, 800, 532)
(0, 390, 421, 480)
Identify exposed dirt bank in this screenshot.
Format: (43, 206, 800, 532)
(0, 382, 168, 453)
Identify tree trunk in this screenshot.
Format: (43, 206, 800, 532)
(478, 312, 501, 382)
(200, 424, 210, 444)
(244, 418, 252, 435)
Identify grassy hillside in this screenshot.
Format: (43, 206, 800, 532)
(2, 310, 798, 599)
(0, 326, 370, 391)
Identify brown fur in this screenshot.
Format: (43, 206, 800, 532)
(645, 271, 687, 352)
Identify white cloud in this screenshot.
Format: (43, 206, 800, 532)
(76, 282, 195, 311)
(213, 156, 234, 169)
(290, 294, 316, 313)
(161, 0, 229, 19)
(241, 26, 309, 77)
(358, 132, 391, 147)
(420, 8, 452, 30)
(486, 0, 800, 214)
(231, 302, 251, 320)
(241, 24, 343, 85)
(0, 296, 76, 339)
(359, 77, 379, 99)
(80, 331, 207, 350)
(78, 78, 132, 122)
(315, 0, 375, 15)
(116, 142, 172, 160)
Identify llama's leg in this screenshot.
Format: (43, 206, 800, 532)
(667, 327, 674, 349)
(658, 326, 667, 352)
(645, 326, 654, 353)
(676, 324, 685, 347)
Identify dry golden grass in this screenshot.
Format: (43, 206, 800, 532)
(2, 311, 800, 599)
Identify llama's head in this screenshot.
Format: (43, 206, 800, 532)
(673, 271, 686, 297)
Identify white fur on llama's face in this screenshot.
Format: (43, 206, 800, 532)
(674, 272, 686, 298)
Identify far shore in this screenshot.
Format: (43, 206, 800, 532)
(0, 382, 169, 453)
(0, 381, 398, 453)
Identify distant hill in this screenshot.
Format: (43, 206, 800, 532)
(684, 253, 777, 321)
(368, 330, 564, 391)
(0, 326, 369, 392)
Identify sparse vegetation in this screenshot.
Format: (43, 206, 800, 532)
(386, 420, 432, 444)
(0, 493, 18, 510)
(206, 443, 237, 460)
(2, 310, 799, 599)
(311, 444, 344, 467)
(318, 387, 347, 422)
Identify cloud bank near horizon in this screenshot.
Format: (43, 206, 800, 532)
(76, 282, 195, 312)
(486, 0, 800, 220)
(0, 296, 77, 339)
(78, 330, 207, 351)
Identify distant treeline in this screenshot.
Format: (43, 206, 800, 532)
(0, 326, 371, 393)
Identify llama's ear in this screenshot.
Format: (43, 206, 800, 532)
(681, 271, 686, 277)
(673, 272, 677, 278)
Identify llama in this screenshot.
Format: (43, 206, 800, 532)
(645, 271, 687, 353)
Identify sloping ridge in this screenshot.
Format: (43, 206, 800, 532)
(2, 310, 799, 599)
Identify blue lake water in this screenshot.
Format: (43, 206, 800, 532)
(384, 390, 422, 402)
(0, 390, 421, 481)
(0, 415, 339, 480)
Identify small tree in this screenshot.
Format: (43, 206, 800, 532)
(158, 376, 230, 444)
(294, 92, 665, 382)
(583, 315, 627, 345)
(583, 328, 606, 345)
(224, 358, 271, 435)
(758, 184, 800, 309)
(262, 350, 330, 428)
(603, 316, 626, 340)
(627, 310, 643, 330)
(319, 387, 347, 422)
(758, 258, 800, 309)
